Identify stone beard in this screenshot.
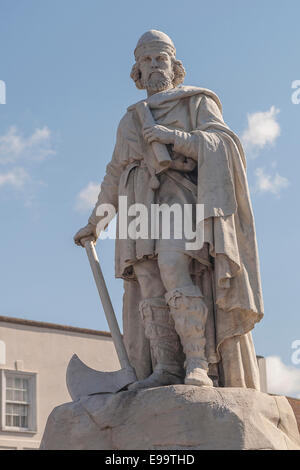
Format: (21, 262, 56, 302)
(141, 69, 174, 93)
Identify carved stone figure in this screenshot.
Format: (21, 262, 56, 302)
(74, 30, 264, 391)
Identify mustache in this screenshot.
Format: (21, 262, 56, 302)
(147, 70, 166, 80)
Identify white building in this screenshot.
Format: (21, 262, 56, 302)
(0, 315, 119, 450)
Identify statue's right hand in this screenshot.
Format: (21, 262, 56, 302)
(73, 223, 97, 247)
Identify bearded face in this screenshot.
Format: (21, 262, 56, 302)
(138, 51, 175, 94)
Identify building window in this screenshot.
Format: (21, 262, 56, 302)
(6, 376, 29, 428)
(1, 370, 37, 433)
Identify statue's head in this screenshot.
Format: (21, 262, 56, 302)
(131, 30, 186, 95)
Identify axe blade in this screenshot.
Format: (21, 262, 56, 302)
(66, 354, 137, 401)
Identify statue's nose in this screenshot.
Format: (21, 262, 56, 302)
(151, 57, 159, 67)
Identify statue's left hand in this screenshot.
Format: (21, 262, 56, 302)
(143, 125, 175, 145)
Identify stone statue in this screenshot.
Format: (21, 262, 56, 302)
(41, 30, 300, 451)
(74, 30, 264, 392)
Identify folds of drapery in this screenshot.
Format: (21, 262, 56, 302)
(194, 125, 264, 359)
(122, 96, 264, 388)
(89, 87, 264, 388)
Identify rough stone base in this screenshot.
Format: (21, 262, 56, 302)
(40, 386, 300, 450)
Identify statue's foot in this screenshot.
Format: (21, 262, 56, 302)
(184, 358, 213, 387)
(127, 369, 183, 391)
(184, 367, 213, 387)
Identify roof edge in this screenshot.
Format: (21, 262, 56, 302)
(0, 315, 112, 338)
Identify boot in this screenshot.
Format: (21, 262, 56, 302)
(165, 285, 213, 387)
(128, 296, 184, 391)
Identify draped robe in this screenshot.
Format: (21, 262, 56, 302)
(89, 86, 264, 388)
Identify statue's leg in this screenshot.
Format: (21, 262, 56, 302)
(128, 259, 184, 391)
(158, 251, 213, 387)
(132, 258, 165, 299)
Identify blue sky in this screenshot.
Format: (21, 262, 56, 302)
(1, 0, 300, 396)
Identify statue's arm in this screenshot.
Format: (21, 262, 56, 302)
(172, 131, 199, 160)
(74, 131, 123, 247)
(173, 95, 227, 162)
(143, 95, 227, 164)
(88, 146, 121, 227)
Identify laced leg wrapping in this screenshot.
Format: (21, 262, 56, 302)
(127, 296, 184, 391)
(165, 285, 213, 387)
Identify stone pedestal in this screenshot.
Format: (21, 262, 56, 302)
(40, 385, 300, 450)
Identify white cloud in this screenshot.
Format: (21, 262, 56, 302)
(266, 356, 300, 398)
(242, 106, 281, 155)
(254, 167, 290, 196)
(0, 125, 55, 205)
(0, 167, 30, 189)
(75, 182, 100, 213)
(0, 126, 54, 164)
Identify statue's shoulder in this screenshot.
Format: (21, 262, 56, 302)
(179, 86, 222, 113)
(115, 108, 141, 141)
(117, 109, 135, 132)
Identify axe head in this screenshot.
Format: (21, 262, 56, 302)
(66, 354, 137, 401)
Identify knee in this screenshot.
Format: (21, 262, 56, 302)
(134, 260, 165, 299)
(158, 252, 191, 291)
